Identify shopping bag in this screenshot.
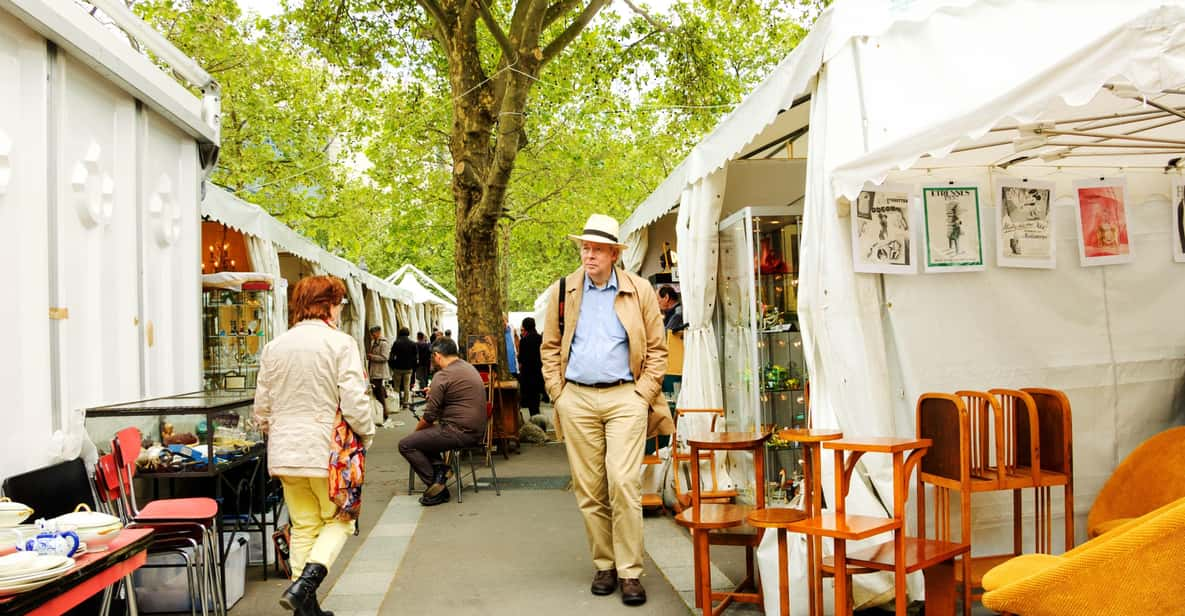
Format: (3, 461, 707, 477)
(328, 408, 365, 524)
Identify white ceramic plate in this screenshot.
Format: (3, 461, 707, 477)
(0, 557, 73, 586)
(0, 552, 36, 576)
(0, 575, 58, 597)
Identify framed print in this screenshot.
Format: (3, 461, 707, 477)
(922, 183, 985, 272)
(1173, 177, 1185, 263)
(850, 183, 916, 274)
(996, 178, 1056, 269)
(1073, 178, 1133, 266)
(466, 334, 498, 365)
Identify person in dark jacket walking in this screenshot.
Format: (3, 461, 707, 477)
(415, 332, 431, 390)
(516, 317, 544, 416)
(388, 327, 418, 410)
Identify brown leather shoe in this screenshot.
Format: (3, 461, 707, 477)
(620, 578, 646, 606)
(590, 569, 617, 596)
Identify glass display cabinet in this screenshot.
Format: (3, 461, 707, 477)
(202, 281, 274, 391)
(718, 206, 808, 487)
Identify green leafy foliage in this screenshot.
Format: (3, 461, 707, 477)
(130, 0, 819, 308)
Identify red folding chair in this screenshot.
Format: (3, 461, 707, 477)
(111, 427, 226, 615)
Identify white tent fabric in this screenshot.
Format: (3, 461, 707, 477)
(622, 227, 647, 273)
(674, 169, 736, 490)
(619, 2, 1185, 611)
(245, 237, 288, 333)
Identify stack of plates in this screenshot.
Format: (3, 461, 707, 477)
(0, 552, 75, 596)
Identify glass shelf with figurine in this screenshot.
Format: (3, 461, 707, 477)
(202, 282, 274, 391)
(719, 206, 809, 487)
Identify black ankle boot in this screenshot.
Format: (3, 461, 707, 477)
(280, 563, 334, 616)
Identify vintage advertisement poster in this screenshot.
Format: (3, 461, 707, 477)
(850, 184, 916, 274)
(922, 183, 985, 272)
(997, 178, 1056, 269)
(1174, 177, 1185, 263)
(1073, 178, 1133, 266)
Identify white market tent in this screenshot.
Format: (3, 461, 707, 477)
(202, 181, 417, 357)
(621, 0, 1185, 610)
(0, 0, 218, 481)
(387, 264, 457, 337)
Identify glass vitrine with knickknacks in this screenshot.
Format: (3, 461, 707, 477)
(718, 206, 809, 488)
(202, 278, 274, 391)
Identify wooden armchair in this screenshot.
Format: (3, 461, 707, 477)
(982, 496, 1185, 616)
(1086, 426, 1185, 538)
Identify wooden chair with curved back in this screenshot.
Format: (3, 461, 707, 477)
(672, 408, 738, 508)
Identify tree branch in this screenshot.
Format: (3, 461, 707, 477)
(542, 0, 582, 30)
(540, 0, 609, 66)
(475, 0, 516, 62)
(414, 0, 451, 44)
(621, 0, 668, 32)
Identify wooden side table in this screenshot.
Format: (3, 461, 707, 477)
(787, 437, 931, 616)
(675, 430, 770, 615)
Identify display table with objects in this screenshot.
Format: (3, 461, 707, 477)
(85, 391, 274, 599)
(0, 528, 153, 615)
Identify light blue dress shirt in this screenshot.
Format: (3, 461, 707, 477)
(565, 271, 634, 384)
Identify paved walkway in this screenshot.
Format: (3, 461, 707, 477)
(229, 405, 987, 616)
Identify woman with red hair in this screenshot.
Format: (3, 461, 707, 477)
(254, 275, 374, 615)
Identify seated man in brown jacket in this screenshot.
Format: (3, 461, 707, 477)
(397, 337, 488, 506)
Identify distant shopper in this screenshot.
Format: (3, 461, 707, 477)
(388, 327, 417, 410)
(415, 331, 431, 389)
(254, 275, 374, 616)
(398, 337, 487, 506)
(517, 317, 544, 417)
(366, 326, 391, 416)
(656, 286, 685, 332)
(504, 314, 519, 376)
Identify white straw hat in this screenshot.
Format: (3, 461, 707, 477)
(568, 214, 627, 248)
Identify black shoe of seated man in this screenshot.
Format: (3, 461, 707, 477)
(280, 562, 334, 615)
(619, 578, 646, 606)
(419, 486, 450, 506)
(590, 569, 617, 595)
(423, 465, 451, 498)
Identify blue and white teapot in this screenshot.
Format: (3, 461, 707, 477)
(20, 519, 80, 557)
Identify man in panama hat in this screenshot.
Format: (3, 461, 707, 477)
(541, 213, 672, 606)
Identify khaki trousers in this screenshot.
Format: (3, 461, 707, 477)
(557, 382, 648, 578)
(280, 476, 355, 579)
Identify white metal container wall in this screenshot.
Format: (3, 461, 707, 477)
(54, 53, 142, 418)
(140, 109, 199, 398)
(0, 11, 53, 478)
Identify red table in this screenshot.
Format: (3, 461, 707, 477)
(0, 528, 154, 616)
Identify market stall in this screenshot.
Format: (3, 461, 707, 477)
(0, 0, 218, 481)
(618, 1, 1185, 611)
(388, 263, 456, 336)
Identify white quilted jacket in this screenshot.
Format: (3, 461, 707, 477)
(254, 319, 375, 477)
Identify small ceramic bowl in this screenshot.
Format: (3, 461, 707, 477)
(0, 501, 33, 528)
(72, 523, 122, 550)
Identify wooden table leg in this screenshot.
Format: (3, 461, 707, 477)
(777, 528, 789, 616)
(691, 528, 703, 609)
(696, 530, 713, 615)
(833, 538, 849, 616)
(923, 559, 956, 616)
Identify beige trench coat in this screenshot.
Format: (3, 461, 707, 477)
(541, 267, 674, 441)
(254, 319, 376, 477)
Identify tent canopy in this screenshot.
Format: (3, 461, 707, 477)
(201, 181, 413, 304)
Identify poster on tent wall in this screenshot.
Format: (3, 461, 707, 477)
(850, 183, 916, 274)
(996, 178, 1056, 269)
(1073, 178, 1133, 267)
(1173, 177, 1185, 263)
(921, 183, 985, 272)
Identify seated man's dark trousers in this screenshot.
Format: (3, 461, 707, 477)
(398, 423, 481, 485)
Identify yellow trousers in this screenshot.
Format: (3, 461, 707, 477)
(557, 382, 647, 578)
(280, 476, 355, 579)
